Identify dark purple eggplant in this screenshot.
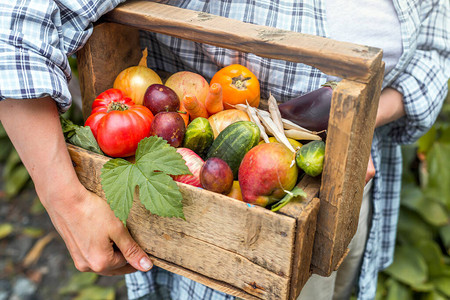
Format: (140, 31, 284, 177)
(278, 81, 337, 132)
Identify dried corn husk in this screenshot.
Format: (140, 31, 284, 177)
(256, 110, 295, 152)
(245, 102, 270, 143)
(234, 103, 322, 138)
(285, 129, 322, 141)
(267, 93, 284, 133)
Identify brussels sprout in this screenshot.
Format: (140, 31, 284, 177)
(295, 140, 325, 177)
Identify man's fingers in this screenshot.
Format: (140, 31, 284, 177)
(111, 226, 153, 272)
(99, 263, 138, 276)
(366, 155, 376, 184)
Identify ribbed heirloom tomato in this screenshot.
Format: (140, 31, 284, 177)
(85, 88, 154, 157)
(210, 64, 260, 109)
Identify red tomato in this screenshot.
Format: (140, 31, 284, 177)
(85, 88, 154, 157)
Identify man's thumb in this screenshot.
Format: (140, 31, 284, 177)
(115, 232, 153, 272)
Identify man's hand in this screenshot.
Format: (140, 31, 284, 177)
(365, 87, 405, 184)
(46, 186, 153, 275)
(365, 155, 375, 184)
(0, 97, 152, 275)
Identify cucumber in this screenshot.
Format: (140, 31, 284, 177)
(295, 140, 325, 177)
(206, 121, 260, 178)
(182, 117, 214, 156)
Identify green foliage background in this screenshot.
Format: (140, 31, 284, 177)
(376, 82, 450, 300)
(0, 78, 449, 299)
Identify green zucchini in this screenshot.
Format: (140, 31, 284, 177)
(206, 121, 260, 178)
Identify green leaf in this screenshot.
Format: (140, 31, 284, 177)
(73, 285, 114, 300)
(418, 126, 438, 155)
(385, 278, 413, 300)
(59, 272, 98, 295)
(384, 245, 428, 287)
(270, 186, 307, 212)
(101, 159, 135, 225)
(69, 126, 103, 155)
(433, 277, 450, 297)
(0, 123, 7, 138)
(439, 224, 450, 254)
(411, 282, 434, 292)
(0, 139, 12, 161)
(60, 115, 78, 139)
(101, 137, 188, 224)
(400, 183, 424, 208)
(30, 197, 45, 215)
(375, 273, 388, 300)
(3, 149, 22, 178)
(60, 116, 103, 155)
(22, 227, 44, 238)
(421, 290, 449, 300)
(136, 136, 191, 176)
(0, 223, 14, 239)
(397, 209, 435, 245)
(417, 240, 446, 278)
(5, 165, 30, 197)
(137, 172, 185, 219)
(420, 197, 448, 227)
(401, 184, 448, 227)
(426, 143, 450, 210)
(437, 123, 450, 144)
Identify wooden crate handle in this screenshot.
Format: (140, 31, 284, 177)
(104, 0, 383, 83)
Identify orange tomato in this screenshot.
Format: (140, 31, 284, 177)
(210, 64, 260, 109)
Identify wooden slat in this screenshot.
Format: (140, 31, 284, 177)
(311, 65, 384, 276)
(279, 176, 321, 299)
(148, 256, 261, 300)
(104, 0, 383, 83)
(67, 144, 304, 299)
(77, 22, 141, 119)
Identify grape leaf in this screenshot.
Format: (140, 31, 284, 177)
(135, 137, 192, 176)
(137, 172, 185, 219)
(101, 137, 190, 225)
(101, 159, 136, 224)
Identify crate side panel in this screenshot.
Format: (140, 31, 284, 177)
(128, 199, 292, 299)
(67, 144, 297, 299)
(279, 176, 321, 299)
(148, 256, 263, 300)
(312, 66, 384, 275)
(77, 22, 141, 118)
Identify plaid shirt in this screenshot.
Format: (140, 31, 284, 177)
(1, 0, 449, 299)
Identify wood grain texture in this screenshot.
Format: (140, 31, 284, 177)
(146, 256, 262, 300)
(77, 22, 141, 119)
(67, 144, 320, 299)
(103, 0, 383, 83)
(311, 65, 384, 276)
(279, 176, 321, 298)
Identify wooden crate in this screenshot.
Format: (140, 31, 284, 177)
(72, 1, 384, 299)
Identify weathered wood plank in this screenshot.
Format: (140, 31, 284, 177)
(77, 22, 141, 119)
(104, 0, 383, 83)
(312, 65, 384, 276)
(148, 256, 261, 300)
(67, 144, 306, 299)
(279, 176, 321, 299)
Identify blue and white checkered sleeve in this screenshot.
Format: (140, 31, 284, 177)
(388, 0, 450, 145)
(0, 0, 124, 112)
